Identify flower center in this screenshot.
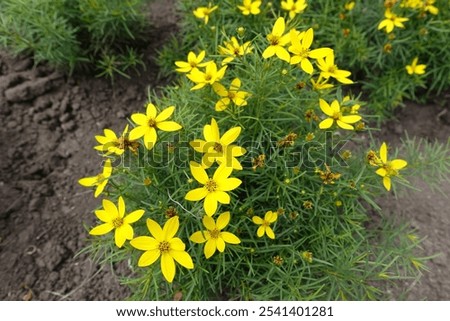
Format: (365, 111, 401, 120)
(209, 228, 220, 239)
(383, 163, 398, 177)
(328, 65, 337, 74)
(95, 174, 105, 184)
(148, 118, 157, 128)
(268, 34, 280, 46)
(213, 142, 223, 153)
(159, 241, 171, 253)
(332, 111, 341, 120)
(112, 217, 124, 228)
(228, 91, 236, 99)
(205, 179, 218, 192)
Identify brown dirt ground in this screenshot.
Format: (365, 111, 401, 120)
(0, 0, 449, 301)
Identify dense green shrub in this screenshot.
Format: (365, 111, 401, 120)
(0, 0, 149, 78)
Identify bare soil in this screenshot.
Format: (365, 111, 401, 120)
(0, 0, 449, 301)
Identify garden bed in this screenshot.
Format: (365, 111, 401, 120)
(0, 0, 449, 300)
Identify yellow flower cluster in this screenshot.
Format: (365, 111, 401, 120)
(263, 17, 353, 85)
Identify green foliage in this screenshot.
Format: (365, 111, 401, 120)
(157, 0, 450, 117)
(78, 6, 441, 299)
(0, 0, 149, 77)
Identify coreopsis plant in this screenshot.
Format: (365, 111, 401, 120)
(80, 1, 448, 301)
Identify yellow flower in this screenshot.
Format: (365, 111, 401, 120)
(174, 50, 209, 73)
(310, 75, 333, 90)
(318, 98, 361, 130)
(78, 159, 112, 197)
(406, 57, 426, 75)
(190, 118, 246, 170)
(130, 216, 194, 283)
(190, 212, 241, 259)
(345, 1, 355, 11)
(193, 4, 218, 24)
(423, 0, 439, 15)
(94, 125, 139, 156)
(218, 37, 253, 65)
(185, 162, 242, 216)
(212, 78, 250, 111)
(288, 28, 332, 74)
(89, 196, 144, 248)
(252, 211, 278, 239)
(375, 142, 407, 191)
(316, 52, 353, 84)
(281, 0, 308, 19)
(187, 61, 227, 90)
(262, 17, 291, 63)
(129, 103, 182, 150)
(237, 0, 262, 16)
(378, 9, 409, 33)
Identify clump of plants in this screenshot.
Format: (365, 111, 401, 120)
(158, 0, 450, 116)
(78, 6, 449, 299)
(0, 0, 149, 79)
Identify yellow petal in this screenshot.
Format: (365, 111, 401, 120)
(265, 210, 278, 223)
(341, 115, 362, 124)
(143, 128, 157, 150)
(336, 120, 355, 130)
(103, 199, 118, 217)
(124, 210, 145, 224)
(202, 215, 216, 230)
(131, 113, 148, 126)
(129, 125, 148, 141)
(252, 216, 263, 224)
(161, 253, 176, 282)
(204, 193, 219, 216)
(214, 191, 230, 204)
(383, 176, 392, 191)
(94, 180, 108, 197)
(130, 236, 159, 251)
(115, 224, 133, 248)
(185, 187, 208, 201)
(156, 121, 182, 132)
(391, 159, 407, 170)
(319, 118, 334, 129)
(170, 250, 194, 269)
(213, 164, 233, 182)
(319, 99, 334, 116)
(302, 28, 314, 49)
(90, 222, 114, 236)
(216, 211, 230, 230)
(257, 225, 265, 237)
(275, 47, 291, 63)
(204, 239, 217, 258)
(117, 196, 125, 218)
(216, 237, 226, 252)
(190, 231, 207, 243)
(212, 82, 228, 97)
(78, 176, 97, 187)
(272, 17, 285, 37)
(300, 58, 314, 74)
(221, 232, 240, 244)
(146, 218, 164, 241)
(190, 139, 207, 153)
(262, 46, 276, 59)
(137, 249, 160, 267)
(217, 177, 241, 192)
(163, 216, 179, 240)
(220, 127, 241, 146)
(380, 142, 388, 163)
(169, 237, 186, 251)
(376, 168, 387, 177)
(94, 209, 112, 223)
(155, 106, 175, 122)
(146, 103, 157, 119)
(190, 161, 209, 184)
(266, 226, 275, 239)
